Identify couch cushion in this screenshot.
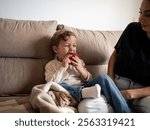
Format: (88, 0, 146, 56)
(0, 96, 34, 112)
(0, 18, 57, 95)
(0, 18, 57, 58)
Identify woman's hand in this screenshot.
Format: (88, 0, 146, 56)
(121, 90, 134, 100)
(121, 87, 150, 100)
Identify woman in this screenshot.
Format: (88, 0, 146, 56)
(108, 0, 150, 112)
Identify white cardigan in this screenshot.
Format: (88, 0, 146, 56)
(45, 58, 92, 87)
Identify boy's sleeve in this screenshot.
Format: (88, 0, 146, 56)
(81, 60, 92, 81)
(45, 61, 69, 83)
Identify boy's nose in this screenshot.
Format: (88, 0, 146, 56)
(69, 47, 74, 51)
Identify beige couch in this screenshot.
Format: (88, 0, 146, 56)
(0, 18, 121, 112)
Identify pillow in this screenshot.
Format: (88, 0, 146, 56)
(57, 24, 122, 65)
(0, 18, 57, 95)
(0, 18, 57, 59)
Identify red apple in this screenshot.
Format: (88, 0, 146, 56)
(68, 52, 77, 61)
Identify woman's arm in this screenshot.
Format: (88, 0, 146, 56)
(121, 87, 150, 100)
(108, 50, 118, 80)
(108, 51, 150, 100)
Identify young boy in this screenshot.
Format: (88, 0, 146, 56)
(45, 30, 101, 103)
(45, 30, 131, 113)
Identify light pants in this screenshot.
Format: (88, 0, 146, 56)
(60, 74, 131, 113)
(115, 75, 150, 112)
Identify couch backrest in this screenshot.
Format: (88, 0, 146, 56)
(0, 18, 122, 95)
(0, 18, 57, 95)
(57, 25, 122, 77)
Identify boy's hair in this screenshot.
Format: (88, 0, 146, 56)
(50, 30, 77, 47)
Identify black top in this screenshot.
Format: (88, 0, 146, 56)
(114, 22, 150, 86)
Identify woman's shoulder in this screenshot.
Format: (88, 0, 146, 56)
(127, 22, 139, 26)
(126, 22, 141, 30)
(121, 22, 142, 36)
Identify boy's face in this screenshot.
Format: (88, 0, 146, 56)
(53, 36, 77, 62)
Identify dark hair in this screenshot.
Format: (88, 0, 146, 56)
(50, 30, 76, 47)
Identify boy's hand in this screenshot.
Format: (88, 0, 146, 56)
(69, 52, 77, 62)
(69, 53, 90, 81)
(62, 54, 71, 70)
(70, 54, 84, 70)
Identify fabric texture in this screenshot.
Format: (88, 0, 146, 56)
(30, 81, 77, 113)
(45, 58, 92, 86)
(78, 98, 114, 113)
(115, 75, 150, 112)
(83, 74, 131, 113)
(114, 22, 150, 86)
(0, 18, 57, 95)
(81, 84, 101, 98)
(0, 96, 34, 112)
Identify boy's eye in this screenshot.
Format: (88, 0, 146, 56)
(73, 44, 77, 47)
(64, 44, 69, 47)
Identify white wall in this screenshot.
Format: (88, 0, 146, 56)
(0, 0, 142, 30)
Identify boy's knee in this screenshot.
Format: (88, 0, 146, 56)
(98, 74, 109, 80)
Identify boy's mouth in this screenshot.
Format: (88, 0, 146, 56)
(68, 52, 76, 56)
(68, 52, 77, 61)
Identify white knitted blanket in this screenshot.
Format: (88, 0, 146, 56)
(30, 81, 77, 113)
